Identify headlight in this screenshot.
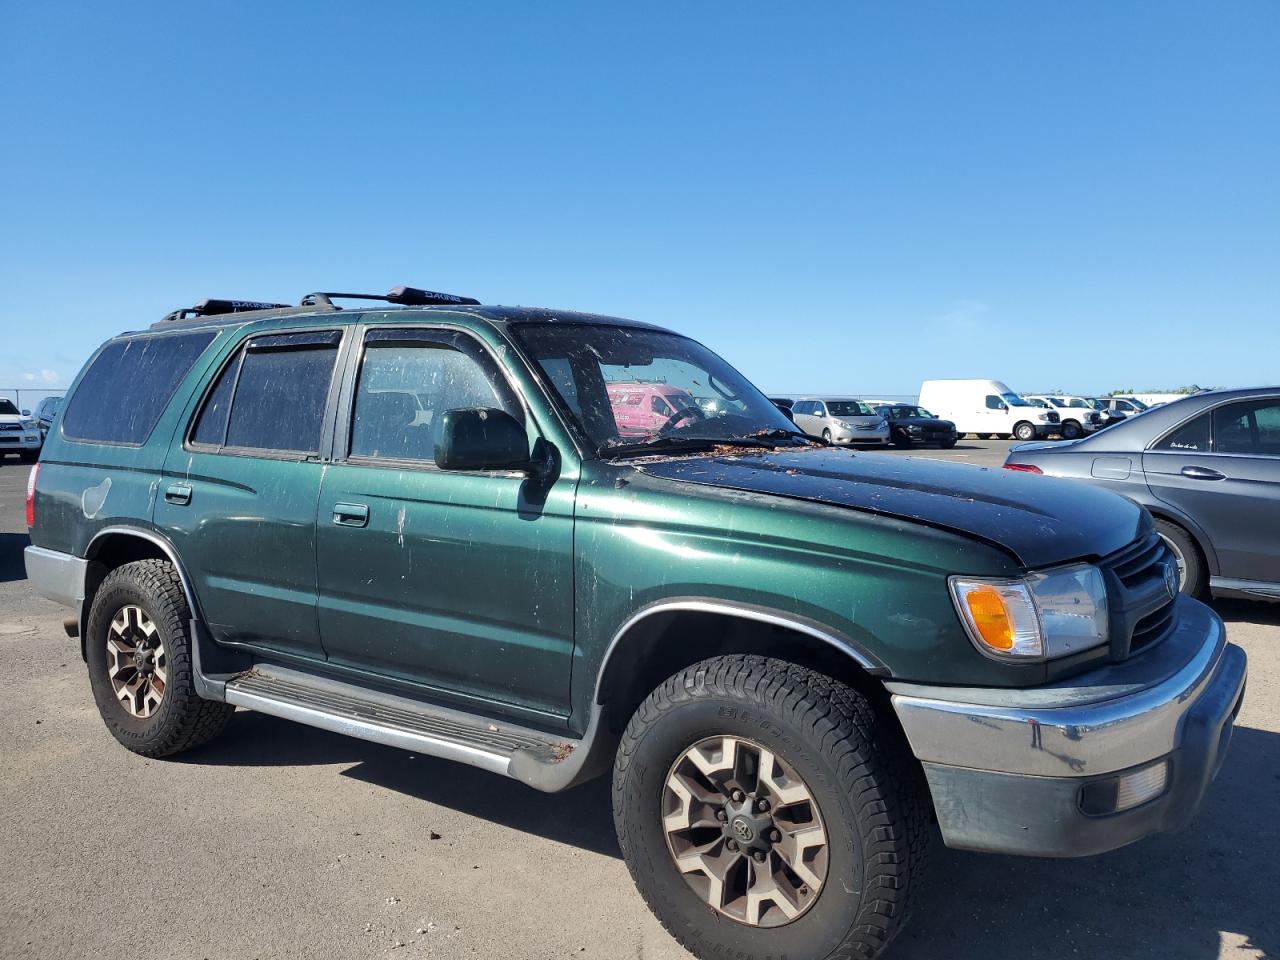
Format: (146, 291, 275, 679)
(950, 563, 1109, 660)
(908, 425, 923, 433)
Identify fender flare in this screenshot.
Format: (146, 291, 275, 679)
(83, 524, 205, 624)
(593, 597, 888, 705)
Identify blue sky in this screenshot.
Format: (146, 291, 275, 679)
(1, 2, 1276, 402)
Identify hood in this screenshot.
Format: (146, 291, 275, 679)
(639, 447, 1146, 569)
(892, 416, 954, 429)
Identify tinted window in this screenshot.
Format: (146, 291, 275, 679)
(191, 331, 340, 454)
(1156, 413, 1210, 452)
(1213, 399, 1280, 456)
(985, 395, 1004, 410)
(62, 332, 217, 444)
(349, 330, 519, 463)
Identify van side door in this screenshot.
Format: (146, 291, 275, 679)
(314, 325, 577, 722)
(156, 328, 345, 660)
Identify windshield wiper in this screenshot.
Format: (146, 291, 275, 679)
(601, 434, 792, 460)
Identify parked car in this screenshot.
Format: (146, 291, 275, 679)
(1005, 388, 1280, 601)
(918, 379, 1060, 441)
(0, 398, 42, 461)
(26, 287, 1246, 960)
(1023, 395, 1108, 440)
(33, 395, 63, 441)
(1101, 395, 1151, 417)
(605, 381, 703, 438)
(790, 397, 891, 445)
(869, 402, 958, 448)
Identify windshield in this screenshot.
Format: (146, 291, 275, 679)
(0, 400, 19, 416)
(514, 324, 802, 454)
(1002, 392, 1031, 407)
(885, 405, 932, 419)
(1125, 397, 1150, 410)
(1084, 398, 1107, 410)
(826, 400, 875, 417)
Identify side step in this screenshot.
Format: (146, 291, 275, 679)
(219, 664, 612, 792)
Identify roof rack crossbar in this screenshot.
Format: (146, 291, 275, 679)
(299, 286, 480, 308)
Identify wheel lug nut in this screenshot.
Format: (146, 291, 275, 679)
(752, 851, 765, 862)
(770, 829, 781, 842)
(756, 799, 770, 812)
(731, 789, 744, 802)
(726, 839, 738, 852)
(716, 810, 727, 822)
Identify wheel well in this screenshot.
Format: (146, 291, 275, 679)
(79, 533, 172, 660)
(1146, 510, 1213, 574)
(595, 610, 891, 737)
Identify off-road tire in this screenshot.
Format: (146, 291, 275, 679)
(614, 655, 930, 960)
(85, 559, 233, 757)
(1155, 519, 1207, 598)
(1013, 422, 1037, 441)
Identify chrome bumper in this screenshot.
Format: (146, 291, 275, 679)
(24, 545, 87, 610)
(887, 597, 1246, 856)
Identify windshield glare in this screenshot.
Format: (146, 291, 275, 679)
(514, 324, 800, 453)
(1001, 392, 1031, 407)
(826, 400, 875, 417)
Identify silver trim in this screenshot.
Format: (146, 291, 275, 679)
(23, 545, 87, 609)
(596, 599, 880, 703)
(888, 601, 1228, 778)
(224, 685, 512, 776)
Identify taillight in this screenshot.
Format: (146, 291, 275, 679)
(1003, 463, 1043, 474)
(25, 463, 39, 527)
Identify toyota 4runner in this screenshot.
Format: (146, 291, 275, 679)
(25, 287, 1247, 959)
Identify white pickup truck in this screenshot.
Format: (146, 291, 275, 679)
(1022, 395, 1112, 440)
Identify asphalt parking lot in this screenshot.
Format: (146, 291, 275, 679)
(0, 441, 1276, 960)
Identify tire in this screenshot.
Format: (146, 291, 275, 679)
(1155, 519, 1207, 598)
(976, 433, 992, 440)
(821, 429, 832, 442)
(939, 438, 957, 449)
(85, 559, 233, 757)
(891, 429, 912, 448)
(19, 450, 38, 464)
(1013, 422, 1037, 441)
(1060, 420, 1083, 440)
(614, 655, 930, 960)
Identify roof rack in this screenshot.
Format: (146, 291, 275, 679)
(159, 285, 480, 324)
(299, 286, 481, 308)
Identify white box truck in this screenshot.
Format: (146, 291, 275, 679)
(918, 379, 1060, 441)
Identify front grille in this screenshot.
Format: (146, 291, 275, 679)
(0, 423, 23, 432)
(1099, 532, 1178, 659)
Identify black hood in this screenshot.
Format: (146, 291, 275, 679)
(640, 447, 1146, 569)
(890, 416, 954, 429)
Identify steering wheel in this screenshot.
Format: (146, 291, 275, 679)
(658, 407, 702, 434)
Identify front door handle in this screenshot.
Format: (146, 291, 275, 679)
(165, 482, 192, 505)
(1180, 465, 1226, 481)
(332, 502, 370, 527)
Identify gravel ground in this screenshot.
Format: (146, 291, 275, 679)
(0, 442, 1275, 960)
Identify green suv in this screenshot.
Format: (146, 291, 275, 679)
(25, 288, 1247, 959)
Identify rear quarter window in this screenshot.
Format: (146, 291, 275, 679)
(61, 331, 217, 444)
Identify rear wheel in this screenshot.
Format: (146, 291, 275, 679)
(1060, 420, 1083, 440)
(1155, 519, 1206, 598)
(614, 655, 930, 960)
(1013, 422, 1037, 441)
(85, 559, 233, 757)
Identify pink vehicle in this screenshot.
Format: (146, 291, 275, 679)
(606, 381, 703, 438)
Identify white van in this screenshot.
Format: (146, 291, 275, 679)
(918, 379, 1060, 441)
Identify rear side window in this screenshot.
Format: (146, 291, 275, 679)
(62, 332, 217, 444)
(191, 331, 341, 455)
(1155, 413, 1210, 452)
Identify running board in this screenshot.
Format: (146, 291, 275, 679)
(219, 663, 613, 792)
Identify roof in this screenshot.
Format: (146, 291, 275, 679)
(140, 302, 671, 337)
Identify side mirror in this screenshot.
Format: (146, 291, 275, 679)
(435, 408, 531, 472)
(21, 409, 31, 417)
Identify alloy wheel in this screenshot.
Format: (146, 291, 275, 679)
(1158, 533, 1188, 590)
(662, 735, 829, 928)
(106, 605, 168, 718)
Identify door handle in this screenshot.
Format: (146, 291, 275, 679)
(1180, 465, 1226, 481)
(332, 502, 369, 527)
(165, 482, 192, 505)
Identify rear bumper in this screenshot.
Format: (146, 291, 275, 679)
(24, 545, 87, 610)
(887, 597, 1246, 857)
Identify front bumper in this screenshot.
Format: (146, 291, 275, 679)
(887, 597, 1246, 857)
(0, 434, 41, 451)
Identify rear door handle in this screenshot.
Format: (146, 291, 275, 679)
(165, 482, 192, 505)
(1180, 465, 1226, 481)
(332, 502, 370, 527)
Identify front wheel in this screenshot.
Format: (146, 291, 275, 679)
(891, 429, 912, 448)
(614, 656, 929, 960)
(1013, 422, 1037, 441)
(85, 559, 233, 757)
(821, 428, 832, 442)
(19, 450, 38, 463)
(1060, 420, 1083, 440)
